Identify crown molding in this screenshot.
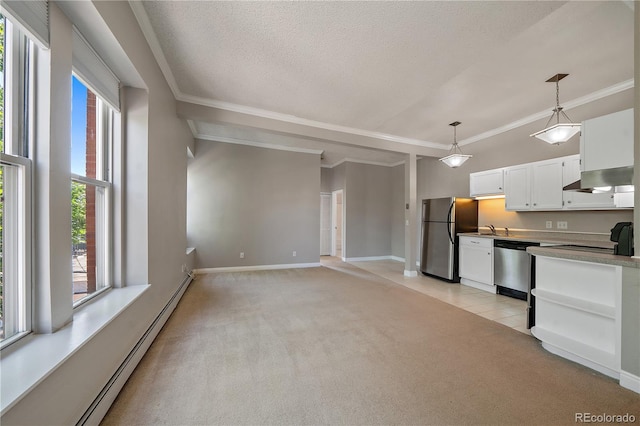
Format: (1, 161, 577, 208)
(458, 79, 634, 146)
(325, 158, 404, 169)
(177, 93, 446, 150)
(194, 133, 324, 156)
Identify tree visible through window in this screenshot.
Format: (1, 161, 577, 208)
(71, 76, 110, 304)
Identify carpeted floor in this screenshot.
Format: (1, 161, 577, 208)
(101, 261, 640, 425)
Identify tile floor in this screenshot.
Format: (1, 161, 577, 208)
(346, 258, 530, 334)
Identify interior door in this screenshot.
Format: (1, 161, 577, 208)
(320, 193, 331, 255)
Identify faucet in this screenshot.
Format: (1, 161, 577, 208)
(505, 227, 510, 237)
(486, 224, 496, 235)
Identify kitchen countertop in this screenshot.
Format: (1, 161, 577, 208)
(458, 230, 640, 268)
(457, 231, 614, 249)
(527, 245, 640, 268)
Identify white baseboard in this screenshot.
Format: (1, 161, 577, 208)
(620, 370, 640, 394)
(80, 274, 194, 425)
(195, 262, 321, 274)
(538, 341, 619, 380)
(460, 278, 497, 293)
(390, 256, 420, 267)
(404, 270, 418, 277)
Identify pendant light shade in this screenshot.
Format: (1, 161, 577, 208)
(439, 121, 471, 168)
(530, 74, 581, 144)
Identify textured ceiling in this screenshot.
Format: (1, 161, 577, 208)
(137, 0, 635, 164)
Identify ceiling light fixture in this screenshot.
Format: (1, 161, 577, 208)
(439, 121, 471, 168)
(530, 73, 581, 144)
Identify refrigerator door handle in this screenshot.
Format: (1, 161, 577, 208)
(446, 202, 454, 244)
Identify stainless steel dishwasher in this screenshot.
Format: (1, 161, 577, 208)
(493, 239, 539, 300)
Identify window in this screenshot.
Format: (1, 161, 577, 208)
(71, 75, 113, 305)
(0, 14, 33, 345)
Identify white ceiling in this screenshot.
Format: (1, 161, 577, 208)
(133, 0, 635, 166)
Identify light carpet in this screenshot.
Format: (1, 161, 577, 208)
(101, 261, 640, 425)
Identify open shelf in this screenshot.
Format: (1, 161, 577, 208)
(531, 288, 615, 319)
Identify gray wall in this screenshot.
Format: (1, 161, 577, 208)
(344, 162, 392, 258)
(323, 162, 346, 192)
(391, 164, 405, 258)
(188, 141, 321, 267)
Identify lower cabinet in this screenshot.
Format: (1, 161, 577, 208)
(458, 236, 495, 293)
(531, 255, 621, 379)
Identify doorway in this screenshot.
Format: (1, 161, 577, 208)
(320, 193, 332, 256)
(331, 190, 344, 259)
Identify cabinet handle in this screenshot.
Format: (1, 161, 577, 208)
(568, 200, 572, 203)
(526, 203, 529, 206)
(533, 203, 537, 206)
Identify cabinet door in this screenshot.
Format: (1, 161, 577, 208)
(562, 155, 616, 209)
(504, 165, 531, 211)
(581, 108, 633, 172)
(470, 169, 504, 196)
(459, 242, 493, 285)
(531, 159, 563, 210)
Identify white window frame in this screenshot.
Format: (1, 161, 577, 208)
(1, 15, 33, 348)
(70, 91, 113, 308)
(0, 154, 32, 346)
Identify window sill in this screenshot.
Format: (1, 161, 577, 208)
(0, 285, 150, 415)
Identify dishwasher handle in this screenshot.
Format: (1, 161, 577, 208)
(494, 239, 540, 250)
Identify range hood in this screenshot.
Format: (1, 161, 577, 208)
(563, 166, 634, 193)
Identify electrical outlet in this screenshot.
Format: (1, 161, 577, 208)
(293, 251, 297, 257)
(181, 264, 187, 273)
(240, 252, 245, 259)
(546, 221, 553, 229)
(557, 221, 568, 230)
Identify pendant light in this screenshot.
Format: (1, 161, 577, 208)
(530, 73, 581, 144)
(439, 121, 471, 168)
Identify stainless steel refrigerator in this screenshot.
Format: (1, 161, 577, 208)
(420, 197, 478, 282)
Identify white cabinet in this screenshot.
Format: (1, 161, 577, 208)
(562, 155, 616, 209)
(470, 168, 504, 197)
(531, 255, 622, 379)
(581, 108, 633, 172)
(531, 159, 563, 210)
(459, 236, 495, 293)
(504, 164, 531, 211)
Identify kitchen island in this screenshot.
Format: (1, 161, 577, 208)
(527, 245, 640, 394)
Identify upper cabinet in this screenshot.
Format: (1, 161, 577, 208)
(562, 155, 615, 209)
(504, 164, 531, 210)
(531, 159, 564, 210)
(472, 109, 634, 211)
(469, 168, 504, 197)
(581, 108, 633, 172)
(500, 154, 627, 211)
(504, 158, 564, 211)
